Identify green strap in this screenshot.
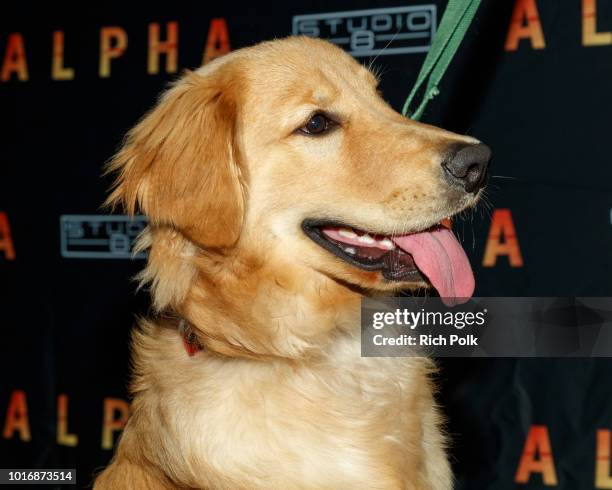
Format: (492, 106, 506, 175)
(402, 0, 481, 120)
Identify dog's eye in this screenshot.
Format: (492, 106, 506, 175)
(300, 114, 330, 135)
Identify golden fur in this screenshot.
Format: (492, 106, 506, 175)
(94, 36, 480, 489)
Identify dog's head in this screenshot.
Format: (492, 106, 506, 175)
(107, 37, 490, 357)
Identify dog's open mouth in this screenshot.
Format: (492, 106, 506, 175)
(302, 218, 475, 302)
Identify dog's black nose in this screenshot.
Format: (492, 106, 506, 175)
(442, 143, 491, 193)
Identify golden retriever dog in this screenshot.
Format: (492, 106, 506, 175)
(94, 36, 490, 489)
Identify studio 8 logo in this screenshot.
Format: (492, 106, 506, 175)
(60, 214, 147, 259)
(292, 5, 437, 57)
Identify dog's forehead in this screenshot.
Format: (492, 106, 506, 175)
(251, 38, 372, 80)
(238, 50, 377, 113)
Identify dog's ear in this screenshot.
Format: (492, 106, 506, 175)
(105, 66, 245, 248)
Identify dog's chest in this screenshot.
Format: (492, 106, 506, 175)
(155, 334, 431, 488)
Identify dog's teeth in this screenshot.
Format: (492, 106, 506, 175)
(344, 247, 356, 255)
(338, 228, 357, 239)
(357, 234, 375, 244)
(379, 238, 395, 250)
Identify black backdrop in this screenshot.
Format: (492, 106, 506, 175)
(2, 1, 612, 488)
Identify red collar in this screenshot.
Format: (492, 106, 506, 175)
(180, 321, 203, 357)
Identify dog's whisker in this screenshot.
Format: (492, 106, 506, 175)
(367, 27, 401, 71)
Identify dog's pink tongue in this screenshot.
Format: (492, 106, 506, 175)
(392, 227, 474, 305)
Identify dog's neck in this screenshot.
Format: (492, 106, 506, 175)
(142, 226, 364, 360)
(179, 269, 362, 360)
